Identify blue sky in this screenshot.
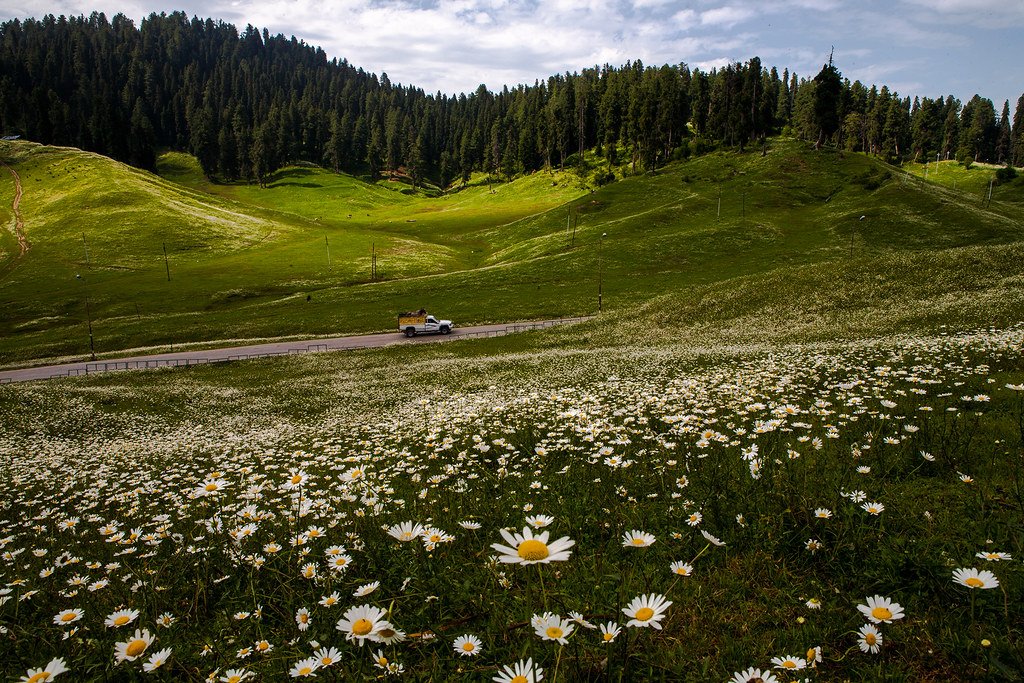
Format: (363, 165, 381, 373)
(3, 0, 1022, 111)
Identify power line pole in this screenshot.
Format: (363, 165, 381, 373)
(162, 243, 171, 281)
(325, 234, 332, 269)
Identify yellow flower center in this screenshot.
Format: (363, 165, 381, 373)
(675, 568, 688, 575)
(377, 657, 388, 665)
(635, 607, 655, 621)
(865, 633, 877, 645)
(462, 642, 475, 651)
(115, 615, 132, 625)
(299, 667, 313, 675)
(966, 577, 984, 588)
(546, 626, 564, 639)
(126, 638, 148, 657)
(205, 483, 218, 491)
(871, 606, 893, 620)
(517, 539, 549, 561)
(807, 648, 816, 660)
(61, 612, 77, 622)
(782, 660, 797, 669)
(27, 673, 52, 683)
(257, 642, 268, 650)
(511, 677, 528, 683)
(321, 657, 334, 665)
(352, 470, 362, 477)
(632, 538, 645, 546)
(603, 633, 614, 641)
(352, 618, 374, 636)
(227, 677, 242, 683)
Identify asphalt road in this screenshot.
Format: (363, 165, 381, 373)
(0, 318, 588, 384)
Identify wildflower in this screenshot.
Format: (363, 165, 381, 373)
(976, 551, 1012, 562)
(219, 670, 255, 683)
(805, 538, 824, 553)
(374, 626, 406, 644)
(770, 655, 807, 671)
(686, 512, 702, 527)
(599, 621, 621, 643)
(319, 592, 341, 607)
(17, 658, 69, 682)
(534, 613, 574, 644)
(143, 648, 171, 672)
(254, 640, 272, 655)
(857, 595, 905, 623)
(284, 470, 310, 489)
(622, 530, 656, 547)
(857, 624, 882, 654)
(388, 521, 425, 542)
(806, 598, 822, 609)
(336, 604, 390, 645)
(353, 581, 380, 597)
(453, 634, 483, 656)
(328, 554, 353, 572)
(106, 608, 141, 628)
(730, 668, 779, 683)
(236, 647, 252, 659)
(569, 611, 597, 629)
(53, 608, 84, 626)
(952, 568, 1000, 589)
(622, 593, 672, 629)
(295, 607, 311, 631)
(669, 561, 693, 576)
(814, 508, 833, 519)
(314, 646, 342, 667)
(289, 657, 320, 677)
(114, 629, 155, 663)
(301, 563, 317, 579)
(861, 501, 885, 515)
(371, 649, 391, 670)
(493, 658, 543, 683)
(491, 527, 575, 565)
(525, 515, 554, 528)
(701, 530, 726, 546)
(458, 521, 482, 530)
(156, 612, 176, 628)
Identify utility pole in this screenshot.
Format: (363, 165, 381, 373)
(986, 178, 994, 207)
(162, 243, 171, 281)
(598, 232, 607, 313)
(571, 209, 579, 246)
(717, 187, 722, 219)
(325, 234, 332, 269)
(371, 242, 376, 280)
(82, 233, 90, 268)
(76, 274, 96, 361)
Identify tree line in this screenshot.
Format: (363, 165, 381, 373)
(1, 11, 1022, 187)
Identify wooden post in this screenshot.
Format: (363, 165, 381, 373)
(325, 235, 332, 269)
(162, 243, 171, 281)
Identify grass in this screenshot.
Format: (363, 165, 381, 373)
(3, 138, 1023, 366)
(1, 136, 1024, 680)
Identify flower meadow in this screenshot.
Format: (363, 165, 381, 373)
(1, 326, 1023, 681)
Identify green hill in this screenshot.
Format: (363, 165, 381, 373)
(2, 138, 1023, 366)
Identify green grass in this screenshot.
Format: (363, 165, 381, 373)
(904, 158, 1024, 204)
(3, 138, 1024, 366)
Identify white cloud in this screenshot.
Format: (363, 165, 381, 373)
(700, 5, 756, 27)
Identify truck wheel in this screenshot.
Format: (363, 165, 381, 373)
(440, 326, 450, 335)
(405, 327, 416, 337)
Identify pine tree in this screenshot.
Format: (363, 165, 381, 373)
(1013, 93, 1024, 167)
(811, 56, 842, 148)
(995, 100, 1011, 164)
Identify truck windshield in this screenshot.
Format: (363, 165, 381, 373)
(427, 317, 437, 323)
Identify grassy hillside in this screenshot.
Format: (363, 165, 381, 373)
(904, 158, 1024, 203)
(2, 138, 1024, 366)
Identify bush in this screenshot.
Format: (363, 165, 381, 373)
(995, 165, 1017, 184)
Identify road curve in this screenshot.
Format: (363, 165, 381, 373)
(0, 318, 590, 384)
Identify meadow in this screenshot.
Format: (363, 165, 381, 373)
(2, 138, 1024, 681)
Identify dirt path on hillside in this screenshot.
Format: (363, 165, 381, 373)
(1, 161, 28, 256)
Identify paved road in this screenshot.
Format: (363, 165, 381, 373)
(0, 318, 588, 384)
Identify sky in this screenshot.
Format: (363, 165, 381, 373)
(2, 0, 1022, 111)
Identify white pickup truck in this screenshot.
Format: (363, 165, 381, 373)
(398, 310, 454, 337)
